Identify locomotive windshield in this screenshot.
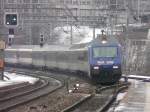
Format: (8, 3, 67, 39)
(93, 47, 117, 58)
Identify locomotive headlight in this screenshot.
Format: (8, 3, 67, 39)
(93, 66, 99, 70)
(102, 40, 107, 44)
(76, 83, 80, 87)
(113, 66, 119, 69)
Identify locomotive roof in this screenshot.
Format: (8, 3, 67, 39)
(90, 35, 120, 46)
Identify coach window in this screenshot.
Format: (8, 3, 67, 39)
(83, 51, 88, 61)
(87, 1, 91, 5)
(32, 0, 38, 3)
(7, 0, 17, 3)
(23, 0, 30, 3)
(41, 0, 49, 3)
(60, 0, 65, 4)
(77, 52, 85, 61)
(72, 0, 78, 5)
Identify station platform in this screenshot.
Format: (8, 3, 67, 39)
(115, 80, 150, 112)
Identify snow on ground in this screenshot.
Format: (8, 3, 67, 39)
(113, 103, 126, 111)
(116, 92, 127, 101)
(0, 81, 20, 87)
(128, 75, 150, 80)
(122, 74, 150, 82)
(0, 72, 39, 87)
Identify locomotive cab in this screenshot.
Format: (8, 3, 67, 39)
(88, 33, 122, 84)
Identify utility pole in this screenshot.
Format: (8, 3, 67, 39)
(137, 0, 141, 22)
(124, 0, 130, 77)
(93, 27, 95, 39)
(70, 24, 73, 45)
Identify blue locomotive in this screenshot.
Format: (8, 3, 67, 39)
(88, 34, 122, 83)
(5, 33, 122, 84)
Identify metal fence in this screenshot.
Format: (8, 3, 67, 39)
(124, 39, 150, 75)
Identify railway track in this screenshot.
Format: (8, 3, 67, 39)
(0, 70, 63, 111)
(4, 67, 92, 112)
(63, 82, 129, 112)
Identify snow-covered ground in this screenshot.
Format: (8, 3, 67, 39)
(0, 81, 20, 87)
(122, 74, 150, 81)
(0, 72, 39, 87)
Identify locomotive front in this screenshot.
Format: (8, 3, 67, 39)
(89, 45, 122, 84)
(88, 32, 122, 84)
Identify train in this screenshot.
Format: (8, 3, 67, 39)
(5, 34, 122, 84)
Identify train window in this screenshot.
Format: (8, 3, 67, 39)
(32, 0, 38, 3)
(19, 51, 32, 58)
(79, 51, 88, 61)
(93, 47, 117, 58)
(7, 0, 17, 3)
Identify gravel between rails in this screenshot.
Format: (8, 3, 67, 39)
(64, 83, 129, 112)
(65, 91, 114, 112)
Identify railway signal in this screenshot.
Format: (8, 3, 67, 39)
(5, 13, 18, 26)
(40, 34, 44, 47)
